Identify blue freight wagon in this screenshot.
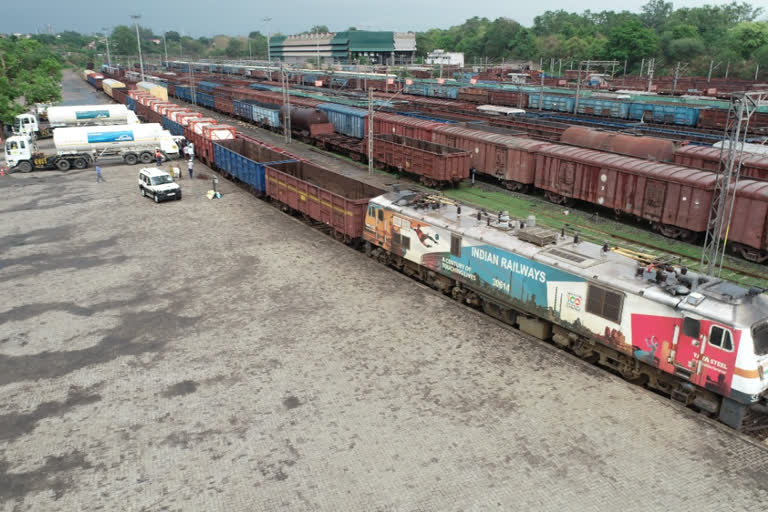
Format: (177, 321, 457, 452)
(576, 98, 630, 119)
(174, 85, 192, 102)
(317, 103, 368, 138)
(233, 100, 281, 128)
(213, 141, 297, 193)
(528, 94, 576, 113)
(161, 117, 185, 136)
(197, 81, 223, 93)
(628, 102, 700, 126)
(195, 92, 216, 109)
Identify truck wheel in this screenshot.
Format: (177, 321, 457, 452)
(140, 187, 146, 197)
(56, 159, 71, 172)
(16, 161, 33, 173)
(139, 152, 153, 164)
(73, 158, 88, 169)
(124, 153, 138, 165)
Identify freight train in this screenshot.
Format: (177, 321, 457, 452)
(83, 68, 768, 431)
(92, 68, 768, 265)
(157, 61, 768, 135)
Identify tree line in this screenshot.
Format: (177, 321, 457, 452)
(416, 1, 767, 78)
(0, 38, 62, 125)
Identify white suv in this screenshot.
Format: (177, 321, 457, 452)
(138, 168, 181, 203)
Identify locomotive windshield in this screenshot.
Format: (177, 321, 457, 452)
(753, 322, 768, 356)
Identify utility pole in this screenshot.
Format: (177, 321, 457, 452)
(281, 64, 292, 144)
(707, 60, 721, 84)
(102, 27, 111, 67)
(756, 65, 760, 81)
(368, 87, 374, 175)
(701, 90, 768, 276)
(673, 62, 680, 95)
(130, 15, 145, 82)
(623, 60, 627, 87)
(574, 61, 584, 113)
(646, 57, 655, 93)
(163, 33, 168, 64)
(263, 17, 272, 68)
(640, 58, 645, 77)
(725, 61, 730, 79)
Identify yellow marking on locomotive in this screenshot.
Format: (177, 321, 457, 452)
(267, 176, 353, 216)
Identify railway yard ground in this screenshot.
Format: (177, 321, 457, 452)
(2, 71, 768, 511)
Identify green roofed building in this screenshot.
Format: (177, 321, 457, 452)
(269, 31, 416, 64)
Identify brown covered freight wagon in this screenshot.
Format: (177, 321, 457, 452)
(431, 125, 550, 190)
(727, 180, 768, 262)
(373, 134, 471, 187)
(674, 145, 768, 181)
(534, 145, 716, 240)
(265, 161, 385, 243)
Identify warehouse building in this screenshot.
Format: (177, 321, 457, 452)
(426, 49, 464, 67)
(269, 31, 416, 64)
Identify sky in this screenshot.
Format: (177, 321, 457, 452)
(2, 0, 762, 37)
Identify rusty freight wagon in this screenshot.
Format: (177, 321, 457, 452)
(534, 145, 716, 240)
(560, 126, 676, 163)
(373, 113, 441, 141)
(431, 125, 551, 190)
(265, 161, 385, 243)
(373, 134, 470, 187)
(673, 145, 768, 181)
(727, 180, 768, 262)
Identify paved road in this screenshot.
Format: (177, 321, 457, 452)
(58, 69, 113, 106)
(0, 75, 767, 512)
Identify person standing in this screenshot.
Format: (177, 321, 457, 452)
(187, 158, 194, 179)
(96, 165, 105, 182)
(155, 148, 163, 168)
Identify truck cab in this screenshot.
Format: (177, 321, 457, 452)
(13, 114, 39, 137)
(4, 135, 34, 168)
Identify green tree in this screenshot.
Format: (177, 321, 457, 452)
(225, 38, 243, 57)
(111, 26, 137, 55)
(728, 21, 768, 58)
(641, 0, 673, 30)
(666, 38, 706, 61)
(165, 31, 181, 42)
(483, 18, 535, 59)
(310, 25, 330, 34)
(606, 20, 659, 61)
(0, 39, 62, 124)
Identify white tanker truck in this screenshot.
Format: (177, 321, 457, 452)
(4, 123, 182, 173)
(12, 104, 139, 138)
